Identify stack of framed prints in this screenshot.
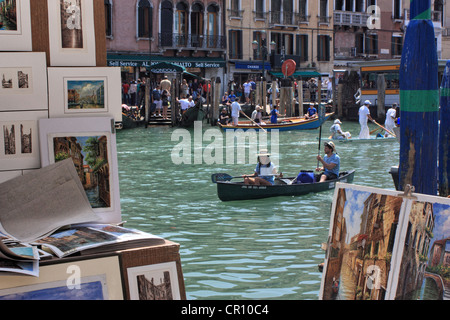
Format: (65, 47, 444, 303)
(320, 183, 450, 300)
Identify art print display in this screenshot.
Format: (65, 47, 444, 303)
(0, 111, 48, 170)
(39, 117, 121, 224)
(0, 0, 32, 51)
(0, 255, 123, 300)
(47, 0, 96, 66)
(0, 53, 48, 111)
(127, 262, 181, 300)
(48, 67, 122, 122)
(320, 183, 450, 300)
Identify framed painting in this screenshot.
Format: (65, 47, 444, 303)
(0, 52, 48, 111)
(0, 111, 48, 170)
(39, 117, 121, 224)
(0, 255, 124, 300)
(48, 67, 122, 122)
(127, 262, 181, 300)
(47, 0, 96, 66)
(0, 0, 32, 51)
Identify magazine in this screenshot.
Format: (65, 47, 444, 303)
(34, 224, 164, 258)
(0, 244, 40, 277)
(319, 182, 450, 300)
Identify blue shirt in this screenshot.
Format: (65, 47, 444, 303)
(228, 94, 236, 102)
(307, 107, 317, 117)
(323, 153, 340, 176)
(270, 109, 279, 124)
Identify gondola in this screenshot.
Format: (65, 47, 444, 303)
(212, 170, 355, 201)
(218, 113, 334, 132)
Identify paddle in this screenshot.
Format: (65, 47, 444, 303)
(241, 111, 267, 133)
(370, 127, 381, 135)
(317, 103, 326, 168)
(211, 173, 279, 183)
(372, 120, 396, 137)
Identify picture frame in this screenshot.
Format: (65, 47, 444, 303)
(47, 0, 96, 66)
(39, 117, 121, 224)
(0, 0, 32, 51)
(0, 255, 124, 300)
(127, 261, 181, 300)
(0, 52, 48, 111)
(0, 111, 48, 171)
(319, 182, 450, 300)
(48, 67, 122, 122)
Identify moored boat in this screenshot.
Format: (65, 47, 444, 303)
(330, 136, 396, 143)
(213, 170, 355, 201)
(218, 113, 334, 132)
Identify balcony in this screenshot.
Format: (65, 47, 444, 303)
(404, 9, 442, 23)
(318, 15, 331, 25)
(269, 11, 298, 27)
(334, 11, 369, 27)
(159, 33, 226, 51)
(228, 8, 244, 19)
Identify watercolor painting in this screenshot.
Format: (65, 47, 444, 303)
(66, 79, 105, 110)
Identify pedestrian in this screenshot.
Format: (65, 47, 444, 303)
(181, 79, 189, 98)
(243, 79, 251, 104)
(129, 80, 137, 106)
(152, 84, 162, 117)
(228, 90, 237, 103)
(316, 141, 340, 182)
(191, 78, 199, 99)
(358, 100, 374, 139)
(122, 81, 130, 105)
(384, 103, 398, 137)
(160, 75, 171, 92)
(230, 96, 244, 126)
(161, 88, 170, 120)
(327, 78, 333, 100)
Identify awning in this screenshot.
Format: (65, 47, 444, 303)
(107, 54, 226, 68)
(269, 71, 322, 78)
(148, 61, 185, 73)
(183, 71, 204, 80)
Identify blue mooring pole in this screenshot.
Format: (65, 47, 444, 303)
(439, 62, 450, 197)
(399, 0, 439, 195)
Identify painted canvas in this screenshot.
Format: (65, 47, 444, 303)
(52, 135, 110, 209)
(0, 0, 32, 51)
(66, 79, 106, 111)
(0, 0, 18, 31)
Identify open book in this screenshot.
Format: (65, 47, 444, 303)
(319, 183, 450, 300)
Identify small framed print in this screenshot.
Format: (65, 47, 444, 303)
(47, 0, 96, 66)
(127, 262, 181, 300)
(0, 0, 32, 51)
(0, 111, 48, 171)
(48, 67, 122, 122)
(0, 255, 124, 300)
(0, 52, 48, 111)
(39, 117, 121, 224)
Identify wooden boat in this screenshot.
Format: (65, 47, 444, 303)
(213, 170, 355, 201)
(179, 102, 206, 128)
(218, 113, 334, 132)
(330, 136, 396, 143)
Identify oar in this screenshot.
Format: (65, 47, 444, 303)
(370, 127, 381, 135)
(211, 173, 278, 183)
(372, 120, 396, 137)
(241, 112, 267, 133)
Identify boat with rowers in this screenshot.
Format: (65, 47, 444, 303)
(211, 170, 355, 201)
(218, 113, 334, 132)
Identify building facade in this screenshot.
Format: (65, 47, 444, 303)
(105, 0, 227, 84)
(226, 0, 334, 88)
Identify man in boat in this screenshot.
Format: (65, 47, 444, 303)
(316, 141, 340, 182)
(251, 105, 264, 124)
(230, 96, 245, 126)
(330, 119, 351, 140)
(358, 100, 374, 139)
(177, 95, 195, 114)
(304, 102, 318, 119)
(384, 103, 398, 137)
(218, 107, 231, 125)
(244, 149, 279, 186)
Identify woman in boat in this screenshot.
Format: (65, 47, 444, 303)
(244, 149, 278, 186)
(316, 141, 340, 182)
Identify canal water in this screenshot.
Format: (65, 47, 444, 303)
(116, 119, 399, 300)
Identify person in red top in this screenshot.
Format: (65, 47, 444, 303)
(122, 82, 130, 105)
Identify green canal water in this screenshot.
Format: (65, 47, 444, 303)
(116, 120, 399, 300)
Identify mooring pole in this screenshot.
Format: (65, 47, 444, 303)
(399, 0, 439, 195)
(439, 61, 450, 197)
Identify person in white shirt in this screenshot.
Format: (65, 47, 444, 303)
(244, 149, 279, 185)
(330, 119, 351, 140)
(384, 103, 398, 137)
(177, 96, 194, 114)
(358, 100, 374, 139)
(231, 97, 244, 125)
(251, 105, 263, 124)
(243, 80, 252, 104)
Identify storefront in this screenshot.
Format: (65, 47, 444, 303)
(107, 54, 226, 85)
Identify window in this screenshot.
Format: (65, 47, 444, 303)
(253, 31, 264, 59)
(207, 5, 219, 47)
(393, 0, 401, 19)
(191, 3, 204, 47)
(255, 0, 264, 19)
(299, 0, 307, 16)
(175, 2, 188, 46)
(160, 1, 173, 46)
(230, 0, 240, 16)
(317, 35, 331, 61)
(104, 0, 112, 37)
(392, 36, 403, 56)
(229, 30, 242, 59)
(320, 0, 328, 17)
(365, 34, 378, 54)
(137, 0, 152, 38)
